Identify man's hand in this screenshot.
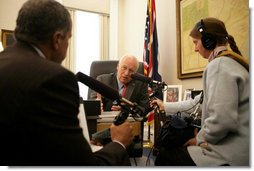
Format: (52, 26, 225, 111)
(110, 121, 134, 147)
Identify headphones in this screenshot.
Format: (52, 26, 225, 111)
(197, 19, 217, 50)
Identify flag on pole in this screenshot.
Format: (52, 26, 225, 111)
(143, 0, 161, 82)
(143, 0, 161, 124)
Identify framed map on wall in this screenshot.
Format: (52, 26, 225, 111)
(176, 0, 249, 79)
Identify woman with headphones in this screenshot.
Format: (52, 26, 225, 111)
(152, 17, 249, 166)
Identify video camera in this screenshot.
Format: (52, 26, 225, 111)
(91, 107, 144, 158)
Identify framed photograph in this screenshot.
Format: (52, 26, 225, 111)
(163, 85, 182, 103)
(183, 88, 194, 101)
(1, 29, 15, 49)
(176, 0, 249, 79)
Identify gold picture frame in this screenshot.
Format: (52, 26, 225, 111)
(176, 0, 249, 79)
(1, 29, 15, 49)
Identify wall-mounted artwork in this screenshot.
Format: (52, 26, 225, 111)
(1, 29, 15, 49)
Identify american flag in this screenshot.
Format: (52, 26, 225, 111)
(143, 0, 161, 125)
(143, 0, 161, 82)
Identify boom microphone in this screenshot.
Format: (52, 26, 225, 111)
(76, 72, 143, 110)
(76, 72, 119, 100)
(131, 73, 166, 86)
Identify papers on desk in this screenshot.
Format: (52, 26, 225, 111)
(100, 111, 120, 117)
(97, 111, 135, 122)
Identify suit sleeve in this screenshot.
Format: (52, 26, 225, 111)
(33, 69, 130, 165)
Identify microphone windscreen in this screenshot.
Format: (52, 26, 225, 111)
(76, 72, 119, 101)
(131, 73, 151, 83)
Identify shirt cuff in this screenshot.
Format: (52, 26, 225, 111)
(112, 140, 126, 149)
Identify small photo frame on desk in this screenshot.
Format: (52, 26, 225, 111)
(163, 85, 182, 103)
(1, 29, 15, 49)
(183, 89, 203, 101)
(183, 88, 194, 101)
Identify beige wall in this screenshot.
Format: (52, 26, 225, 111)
(0, 0, 26, 32)
(63, 0, 110, 14)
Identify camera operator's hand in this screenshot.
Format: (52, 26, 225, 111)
(150, 98, 165, 111)
(183, 128, 199, 146)
(110, 121, 134, 148)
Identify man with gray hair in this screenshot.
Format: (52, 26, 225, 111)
(91, 55, 150, 112)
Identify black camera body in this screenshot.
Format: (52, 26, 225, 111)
(126, 135, 143, 157)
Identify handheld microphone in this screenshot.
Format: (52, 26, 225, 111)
(131, 73, 167, 87)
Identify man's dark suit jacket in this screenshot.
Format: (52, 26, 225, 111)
(0, 41, 130, 166)
(91, 73, 150, 113)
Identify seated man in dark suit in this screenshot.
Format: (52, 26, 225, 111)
(90, 55, 150, 114)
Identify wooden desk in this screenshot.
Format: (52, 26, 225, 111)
(86, 115, 143, 139)
(97, 121, 142, 137)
